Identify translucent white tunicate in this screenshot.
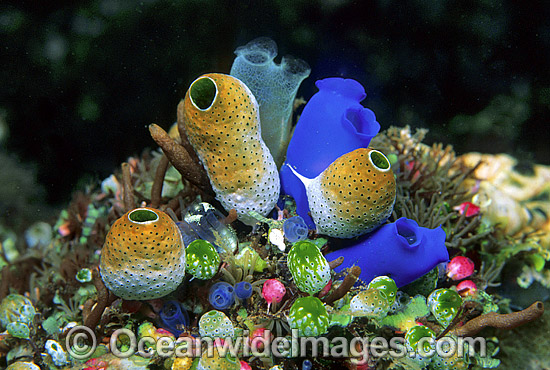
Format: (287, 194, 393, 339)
(183, 201, 237, 253)
(230, 37, 310, 167)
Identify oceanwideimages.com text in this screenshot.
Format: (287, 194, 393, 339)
(66, 326, 487, 364)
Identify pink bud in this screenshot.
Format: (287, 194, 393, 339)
(240, 361, 252, 370)
(446, 256, 475, 280)
(262, 279, 286, 304)
(457, 202, 480, 217)
(457, 280, 477, 296)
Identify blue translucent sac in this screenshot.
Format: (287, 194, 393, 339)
(283, 216, 309, 243)
(326, 218, 449, 287)
(230, 37, 311, 166)
(183, 201, 238, 253)
(159, 300, 190, 337)
(234, 281, 253, 300)
(302, 359, 313, 370)
(175, 221, 200, 247)
(280, 78, 380, 227)
(209, 282, 236, 310)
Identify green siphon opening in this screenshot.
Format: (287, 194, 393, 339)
(370, 150, 390, 170)
(129, 209, 158, 223)
(190, 77, 216, 110)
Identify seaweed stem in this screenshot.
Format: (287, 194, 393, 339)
(451, 301, 544, 337)
(148, 123, 212, 195)
(121, 162, 134, 211)
(150, 154, 170, 208)
(323, 265, 361, 305)
(176, 100, 202, 166)
(83, 268, 116, 332)
(328, 256, 344, 270)
(221, 209, 238, 225)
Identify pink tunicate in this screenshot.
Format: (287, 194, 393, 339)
(457, 280, 477, 296)
(446, 256, 475, 280)
(262, 279, 286, 304)
(240, 361, 253, 370)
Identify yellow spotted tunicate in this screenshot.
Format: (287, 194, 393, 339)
(182, 73, 280, 225)
(99, 207, 186, 300)
(291, 148, 396, 238)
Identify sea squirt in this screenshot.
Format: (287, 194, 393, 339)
(280, 77, 381, 227)
(230, 37, 311, 167)
(182, 73, 280, 225)
(326, 217, 449, 286)
(99, 207, 186, 300)
(288, 148, 396, 238)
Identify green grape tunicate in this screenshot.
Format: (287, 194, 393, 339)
(405, 325, 436, 365)
(287, 240, 330, 295)
(427, 288, 463, 327)
(350, 288, 391, 320)
(287, 296, 329, 337)
(198, 310, 234, 340)
(430, 335, 470, 370)
(186, 239, 220, 280)
(367, 276, 398, 306)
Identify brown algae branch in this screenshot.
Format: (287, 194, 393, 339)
(323, 265, 361, 305)
(176, 100, 202, 166)
(328, 256, 345, 270)
(452, 301, 544, 337)
(121, 162, 135, 211)
(150, 154, 170, 208)
(83, 268, 117, 332)
(148, 124, 212, 194)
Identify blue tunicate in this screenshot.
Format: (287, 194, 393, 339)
(234, 281, 253, 300)
(302, 359, 313, 370)
(280, 78, 381, 227)
(209, 282, 236, 310)
(283, 216, 309, 243)
(159, 300, 190, 337)
(326, 217, 449, 287)
(230, 37, 310, 166)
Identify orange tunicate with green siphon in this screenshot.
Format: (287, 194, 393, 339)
(99, 207, 186, 300)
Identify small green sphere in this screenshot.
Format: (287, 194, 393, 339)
(427, 288, 463, 327)
(350, 288, 391, 320)
(198, 310, 234, 339)
(186, 239, 221, 280)
(287, 240, 331, 295)
(287, 296, 329, 337)
(367, 276, 397, 305)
